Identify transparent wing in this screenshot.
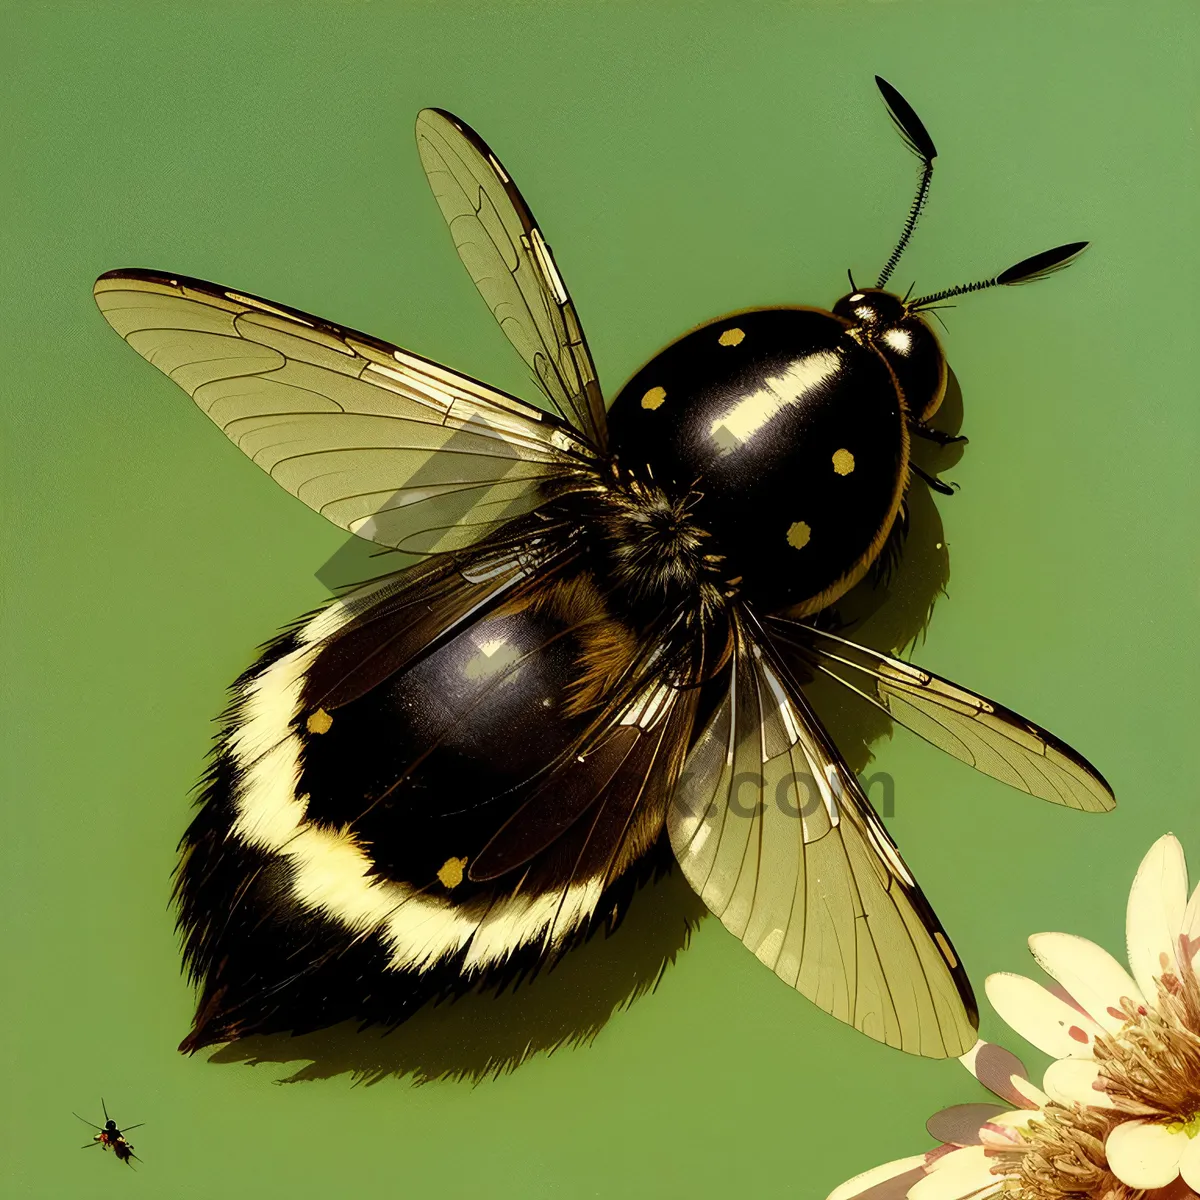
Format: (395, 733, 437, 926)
(94, 269, 597, 555)
(415, 108, 607, 450)
(468, 676, 696, 887)
(667, 629, 978, 1058)
(768, 620, 1115, 814)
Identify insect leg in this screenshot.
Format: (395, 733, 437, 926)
(909, 421, 967, 447)
(910, 463, 958, 496)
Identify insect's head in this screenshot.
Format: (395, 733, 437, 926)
(855, 77, 1088, 418)
(833, 284, 946, 421)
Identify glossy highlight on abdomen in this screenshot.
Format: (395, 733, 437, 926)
(607, 307, 908, 612)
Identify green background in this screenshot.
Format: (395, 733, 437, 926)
(3, 2, 1197, 1197)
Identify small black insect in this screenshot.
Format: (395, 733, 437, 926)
(95, 77, 1112, 1060)
(75, 1101, 142, 1166)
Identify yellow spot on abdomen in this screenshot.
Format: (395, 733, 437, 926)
(786, 521, 811, 550)
(306, 709, 333, 735)
(437, 857, 468, 889)
(641, 386, 667, 410)
(832, 448, 855, 476)
(718, 327, 745, 347)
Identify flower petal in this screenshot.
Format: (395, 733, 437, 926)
(985, 972, 1105, 1058)
(1042, 1057, 1115, 1108)
(824, 1155, 927, 1200)
(1187, 879, 1200, 937)
(1181, 1134, 1200, 1194)
(991, 1109, 1042, 1130)
(1183, 879, 1200, 971)
(1009, 1075, 1051, 1110)
(958, 1040, 1031, 1107)
(909, 1147, 1002, 1200)
(1028, 931, 1147, 1032)
(1127, 835, 1189, 1002)
(927, 1104, 1011, 1147)
(1107, 1120, 1187, 1190)
(978, 1123, 1023, 1150)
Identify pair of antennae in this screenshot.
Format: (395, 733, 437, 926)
(872, 75, 1087, 309)
(74, 1099, 144, 1134)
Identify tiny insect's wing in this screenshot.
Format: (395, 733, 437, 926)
(94, 270, 596, 556)
(415, 109, 607, 450)
(768, 620, 1115, 814)
(667, 626, 978, 1058)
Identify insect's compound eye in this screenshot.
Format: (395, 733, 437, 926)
(879, 316, 947, 421)
(832, 288, 907, 329)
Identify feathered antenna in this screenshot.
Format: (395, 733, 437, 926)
(875, 77, 938, 289)
(910, 242, 1089, 308)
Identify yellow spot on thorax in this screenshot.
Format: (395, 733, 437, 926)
(718, 327, 745, 347)
(641, 386, 667, 410)
(437, 856, 468, 889)
(786, 521, 811, 550)
(832, 448, 856, 476)
(306, 708, 333, 734)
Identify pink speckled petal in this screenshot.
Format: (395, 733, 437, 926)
(1009, 1075, 1051, 1109)
(958, 1040, 1031, 1106)
(1042, 1057, 1115, 1108)
(1028, 932, 1147, 1032)
(978, 1121, 1024, 1149)
(985, 973, 1105, 1059)
(824, 1155, 927, 1200)
(927, 1104, 1011, 1147)
(1107, 1120, 1186, 1190)
(1126, 836, 1188, 1003)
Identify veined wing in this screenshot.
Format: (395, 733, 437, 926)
(94, 269, 597, 555)
(667, 625, 978, 1058)
(768, 619, 1115, 814)
(415, 108, 607, 450)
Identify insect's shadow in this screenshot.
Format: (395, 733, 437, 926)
(207, 862, 707, 1086)
(205, 374, 966, 1086)
(809, 370, 966, 771)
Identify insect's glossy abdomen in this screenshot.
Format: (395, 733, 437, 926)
(607, 308, 909, 613)
(301, 586, 608, 888)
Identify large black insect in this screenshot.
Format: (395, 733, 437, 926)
(95, 78, 1113, 1060)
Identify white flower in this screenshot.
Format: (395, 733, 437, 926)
(988, 834, 1200, 1194)
(826, 835, 1200, 1200)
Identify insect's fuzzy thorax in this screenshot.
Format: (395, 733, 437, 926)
(583, 477, 730, 628)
